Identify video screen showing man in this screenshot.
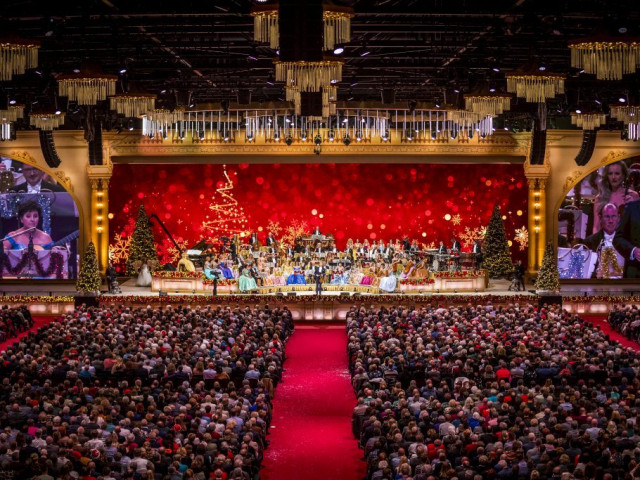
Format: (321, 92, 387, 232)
(10, 164, 65, 193)
(583, 203, 620, 252)
(614, 199, 640, 278)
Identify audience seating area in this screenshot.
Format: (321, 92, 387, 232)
(0, 305, 33, 344)
(348, 303, 640, 480)
(0, 304, 293, 480)
(609, 306, 640, 344)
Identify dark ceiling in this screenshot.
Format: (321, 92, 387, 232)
(2, 0, 640, 130)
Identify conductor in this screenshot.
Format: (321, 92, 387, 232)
(313, 260, 326, 296)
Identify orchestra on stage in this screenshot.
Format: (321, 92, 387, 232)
(186, 227, 484, 293)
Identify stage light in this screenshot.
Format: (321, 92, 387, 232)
(492, 66, 500, 72)
(8, 99, 16, 105)
(274, 131, 280, 141)
(285, 135, 293, 145)
(223, 134, 229, 142)
(246, 133, 254, 142)
(328, 129, 335, 141)
(314, 133, 322, 145)
(301, 133, 307, 141)
(198, 130, 205, 141)
(619, 97, 627, 103)
(343, 134, 351, 146)
(128, 120, 134, 131)
(360, 50, 370, 57)
(119, 68, 127, 74)
(381, 130, 389, 141)
(356, 132, 362, 142)
(55, 110, 61, 115)
(333, 45, 344, 55)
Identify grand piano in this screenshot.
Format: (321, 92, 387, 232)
(186, 239, 214, 268)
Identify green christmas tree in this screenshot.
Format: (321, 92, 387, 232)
(76, 242, 101, 294)
(535, 242, 560, 292)
(127, 204, 158, 275)
(483, 204, 514, 278)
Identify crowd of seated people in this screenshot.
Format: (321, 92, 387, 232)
(0, 303, 293, 479)
(347, 303, 640, 480)
(0, 305, 33, 344)
(609, 305, 640, 344)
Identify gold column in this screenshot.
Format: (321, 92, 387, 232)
(524, 163, 550, 274)
(87, 164, 113, 272)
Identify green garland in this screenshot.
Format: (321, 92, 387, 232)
(0, 295, 74, 303)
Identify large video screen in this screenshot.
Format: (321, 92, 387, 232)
(0, 157, 79, 279)
(558, 157, 640, 279)
(109, 163, 528, 271)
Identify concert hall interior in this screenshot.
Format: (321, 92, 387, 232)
(2, 1, 640, 479)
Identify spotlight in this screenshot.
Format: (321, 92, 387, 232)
(285, 135, 293, 145)
(330, 79, 338, 84)
(160, 89, 167, 94)
(246, 133, 254, 142)
(328, 129, 335, 141)
(360, 50, 370, 57)
(198, 130, 205, 141)
(356, 133, 362, 142)
(333, 46, 344, 55)
(619, 97, 627, 103)
(492, 66, 500, 72)
(223, 134, 229, 142)
(301, 133, 307, 141)
(538, 64, 547, 71)
(314, 133, 322, 146)
(55, 110, 61, 115)
(489, 87, 496, 93)
(381, 130, 389, 141)
(343, 134, 351, 146)
(274, 131, 280, 141)
(127, 120, 134, 131)
(73, 68, 80, 73)
(619, 26, 628, 34)
(119, 68, 127, 74)
(406, 131, 413, 142)
(180, 131, 185, 140)
(8, 99, 16, 105)
(575, 109, 582, 114)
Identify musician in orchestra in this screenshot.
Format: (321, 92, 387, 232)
(313, 226, 321, 236)
(451, 237, 461, 252)
(230, 235, 239, 263)
(472, 239, 483, 269)
(2, 200, 61, 251)
(265, 231, 277, 248)
(438, 241, 447, 255)
(593, 162, 638, 234)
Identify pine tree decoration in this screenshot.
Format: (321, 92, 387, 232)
(483, 204, 514, 278)
(201, 165, 250, 240)
(535, 242, 561, 292)
(127, 204, 158, 275)
(76, 242, 101, 294)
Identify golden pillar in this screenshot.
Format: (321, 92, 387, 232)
(524, 164, 550, 274)
(87, 164, 113, 272)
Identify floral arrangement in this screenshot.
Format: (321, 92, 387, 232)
(202, 279, 236, 286)
(153, 271, 206, 280)
(398, 278, 435, 286)
(0, 295, 74, 303)
(563, 295, 640, 304)
(100, 293, 536, 306)
(432, 270, 486, 279)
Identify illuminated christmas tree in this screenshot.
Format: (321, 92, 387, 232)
(483, 204, 514, 278)
(76, 242, 101, 294)
(127, 204, 158, 275)
(201, 165, 250, 241)
(535, 242, 560, 292)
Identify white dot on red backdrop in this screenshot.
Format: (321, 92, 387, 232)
(366, 198, 374, 206)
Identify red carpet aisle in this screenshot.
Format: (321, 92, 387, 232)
(582, 315, 640, 352)
(262, 323, 366, 480)
(0, 316, 55, 353)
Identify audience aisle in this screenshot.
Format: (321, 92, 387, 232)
(262, 322, 367, 480)
(0, 316, 53, 352)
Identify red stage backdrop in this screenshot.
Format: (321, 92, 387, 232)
(109, 163, 528, 269)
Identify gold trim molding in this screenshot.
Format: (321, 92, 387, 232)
(7, 150, 74, 193)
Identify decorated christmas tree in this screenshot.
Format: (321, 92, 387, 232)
(76, 242, 101, 294)
(535, 241, 561, 292)
(201, 165, 250, 241)
(483, 204, 514, 278)
(127, 204, 158, 275)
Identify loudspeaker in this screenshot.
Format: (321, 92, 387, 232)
(88, 123, 103, 165)
(574, 130, 597, 166)
(300, 92, 323, 117)
(538, 295, 562, 307)
(529, 126, 547, 165)
(74, 295, 99, 307)
(339, 292, 350, 297)
(39, 130, 61, 168)
(276, 292, 285, 297)
(237, 89, 252, 105)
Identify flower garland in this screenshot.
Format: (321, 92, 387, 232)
(564, 295, 640, 304)
(100, 293, 536, 305)
(202, 279, 236, 286)
(432, 270, 485, 279)
(398, 278, 435, 286)
(0, 251, 64, 279)
(153, 271, 205, 280)
(0, 295, 74, 303)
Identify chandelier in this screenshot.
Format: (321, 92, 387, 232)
(0, 122, 11, 141)
(569, 38, 640, 80)
(109, 93, 157, 118)
(0, 104, 24, 123)
(464, 93, 511, 117)
(610, 104, 640, 140)
(142, 109, 186, 137)
(447, 110, 494, 138)
(0, 37, 40, 81)
(252, 4, 353, 51)
(29, 111, 65, 130)
(506, 70, 565, 103)
(57, 71, 118, 105)
(274, 59, 342, 92)
(570, 112, 607, 130)
(286, 85, 337, 116)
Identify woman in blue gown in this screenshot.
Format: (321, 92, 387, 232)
(286, 265, 306, 285)
(220, 261, 234, 279)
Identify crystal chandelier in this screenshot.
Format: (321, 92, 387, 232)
(141, 109, 185, 137)
(447, 110, 494, 138)
(57, 71, 118, 105)
(569, 38, 640, 80)
(0, 122, 12, 141)
(610, 104, 640, 140)
(464, 93, 511, 117)
(506, 70, 565, 103)
(251, 3, 353, 51)
(0, 37, 40, 81)
(0, 104, 24, 123)
(109, 93, 157, 118)
(274, 59, 342, 92)
(286, 85, 337, 116)
(570, 112, 607, 130)
(29, 111, 65, 130)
